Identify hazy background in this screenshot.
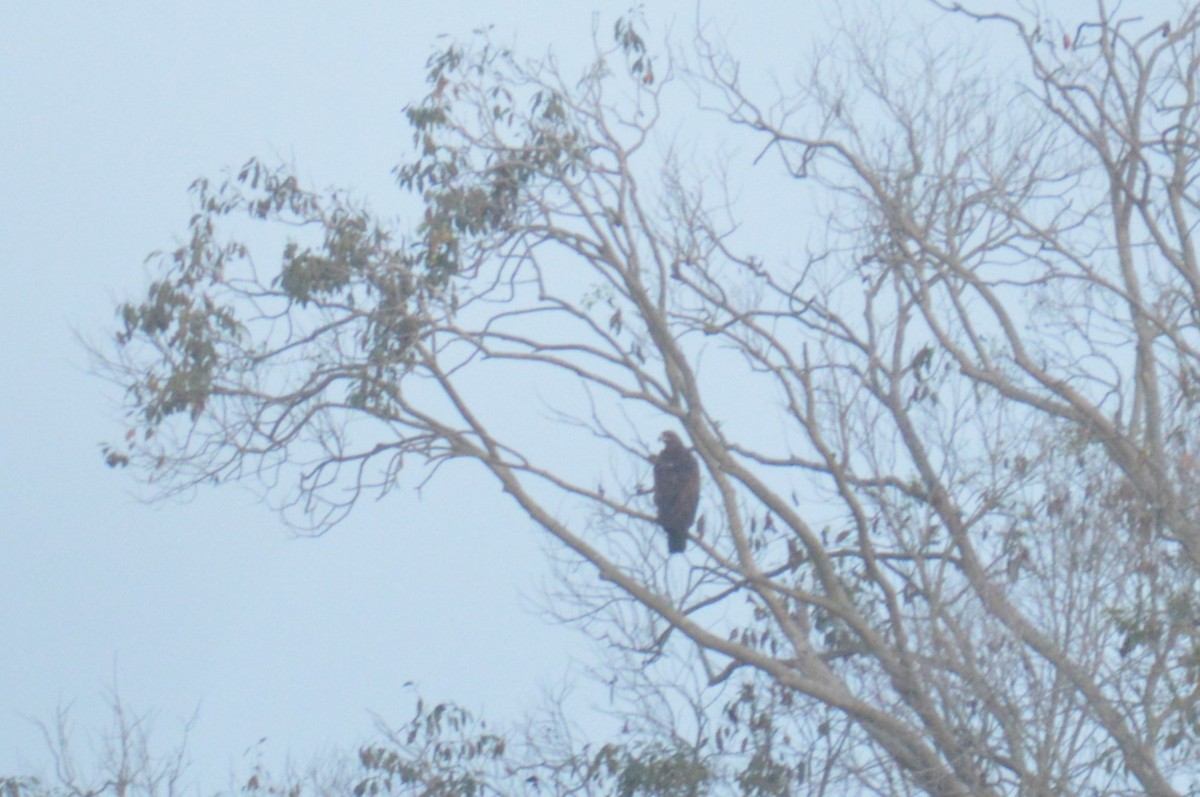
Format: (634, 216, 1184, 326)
(0, 0, 1096, 788)
(0, 3, 617, 784)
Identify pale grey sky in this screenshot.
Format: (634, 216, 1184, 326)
(0, 0, 1102, 789)
(0, 2, 614, 784)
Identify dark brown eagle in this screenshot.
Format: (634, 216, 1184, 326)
(653, 431, 700, 554)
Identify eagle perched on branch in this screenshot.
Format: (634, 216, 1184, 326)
(653, 431, 700, 554)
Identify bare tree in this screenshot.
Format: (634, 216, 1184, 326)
(7, 691, 193, 797)
(98, 3, 1200, 795)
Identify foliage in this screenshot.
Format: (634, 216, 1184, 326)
(4, 692, 800, 797)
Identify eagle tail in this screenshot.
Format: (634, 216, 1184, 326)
(667, 526, 687, 554)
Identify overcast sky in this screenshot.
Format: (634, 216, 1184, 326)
(0, 2, 736, 786)
(0, 3, 611, 784)
(0, 0, 1104, 789)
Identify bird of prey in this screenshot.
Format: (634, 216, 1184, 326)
(653, 431, 700, 554)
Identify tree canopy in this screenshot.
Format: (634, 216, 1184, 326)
(98, 3, 1200, 795)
